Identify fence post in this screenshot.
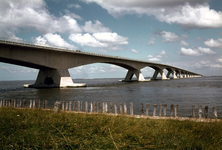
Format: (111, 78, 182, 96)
(163, 104, 167, 117)
(69, 101, 72, 111)
(114, 103, 117, 114)
(81, 101, 83, 111)
(54, 101, 61, 113)
(170, 104, 174, 117)
(85, 101, 88, 113)
(120, 103, 123, 114)
(73, 101, 76, 111)
(106, 102, 108, 113)
(175, 104, 178, 117)
(198, 105, 202, 119)
(110, 102, 113, 114)
(192, 105, 195, 118)
(97, 102, 100, 113)
(30, 100, 32, 108)
(93, 102, 96, 112)
(90, 102, 93, 112)
(65, 101, 68, 111)
(141, 103, 144, 115)
(130, 102, 133, 115)
(62, 101, 65, 110)
(205, 105, 208, 119)
(153, 104, 157, 116)
(124, 103, 127, 115)
(44, 100, 47, 109)
(159, 104, 162, 117)
(145, 103, 149, 116)
(213, 106, 217, 119)
(77, 101, 80, 111)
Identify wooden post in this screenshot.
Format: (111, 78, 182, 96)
(153, 104, 157, 116)
(192, 105, 195, 118)
(65, 101, 68, 111)
(198, 105, 202, 118)
(205, 105, 208, 119)
(77, 101, 80, 111)
(110, 102, 113, 113)
(124, 103, 127, 115)
(130, 102, 133, 115)
(90, 102, 93, 112)
(23, 100, 26, 108)
(106, 102, 108, 113)
(38, 100, 41, 108)
(97, 102, 100, 113)
(141, 103, 144, 115)
(33, 100, 35, 108)
(69, 101, 72, 111)
(114, 103, 117, 114)
(159, 104, 162, 117)
(163, 104, 167, 117)
(120, 103, 123, 114)
(146, 103, 149, 116)
(175, 104, 178, 117)
(73, 101, 76, 111)
(93, 102, 96, 112)
(30, 100, 32, 108)
(213, 106, 217, 119)
(85, 101, 88, 113)
(54, 101, 61, 113)
(170, 104, 174, 117)
(81, 101, 83, 111)
(62, 101, 65, 110)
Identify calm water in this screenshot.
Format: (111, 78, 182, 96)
(0, 77, 222, 117)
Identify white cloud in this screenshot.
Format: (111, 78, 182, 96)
(0, 0, 82, 38)
(67, 4, 81, 9)
(204, 38, 222, 48)
(147, 40, 155, 45)
(64, 10, 82, 20)
(154, 31, 180, 42)
(82, 20, 111, 33)
(147, 56, 160, 62)
(180, 47, 216, 56)
(218, 59, 222, 63)
(69, 32, 128, 50)
(82, 0, 222, 29)
(156, 50, 167, 58)
(131, 49, 138, 53)
(36, 33, 77, 48)
(180, 40, 189, 46)
(69, 33, 108, 47)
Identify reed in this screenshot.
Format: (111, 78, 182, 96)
(0, 107, 222, 149)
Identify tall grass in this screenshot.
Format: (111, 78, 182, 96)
(0, 107, 222, 149)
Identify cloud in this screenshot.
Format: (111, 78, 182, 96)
(36, 33, 77, 48)
(147, 55, 160, 61)
(156, 50, 167, 58)
(180, 40, 189, 46)
(69, 32, 128, 50)
(154, 31, 180, 42)
(147, 50, 167, 61)
(180, 47, 216, 56)
(64, 9, 82, 20)
(67, 4, 81, 9)
(0, 0, 82, 38)
(217, 59, 222, 63)
(82, 0, 222, 29)
(131, 49, 138, 53)
(82, 20, 111, 33)
(147, 40, 155, 45)
(204, 38, 222, 48)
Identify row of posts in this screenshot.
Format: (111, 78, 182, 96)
(0, 99, 48, 109)
(54, 102, 218, 119)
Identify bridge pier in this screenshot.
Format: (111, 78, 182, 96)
(166, 70, 177, 79)
(121, 69, 150, 82)
(24, 69, 86, 88)
(152, 69, 169, 80)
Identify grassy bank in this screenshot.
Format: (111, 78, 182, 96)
(0, 108, 222, 149)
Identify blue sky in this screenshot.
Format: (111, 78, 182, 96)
(0, 0, 222, 80)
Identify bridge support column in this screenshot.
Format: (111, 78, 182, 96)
(166, 70, 177, 79)
(123, 69, 149, 82)
(152, 69, 169, 80)
(24, 69, 86, 88)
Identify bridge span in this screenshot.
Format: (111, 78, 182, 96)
(0, 38, 202, 88)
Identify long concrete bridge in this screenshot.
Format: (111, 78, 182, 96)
(0, 38, 202, 88)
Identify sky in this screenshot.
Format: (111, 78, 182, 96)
(0, 0, 222, 80)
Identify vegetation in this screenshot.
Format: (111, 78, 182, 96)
(0, 107, 222, 149)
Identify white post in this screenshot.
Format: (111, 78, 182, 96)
(114, 103, 117, 114)
(124, 103, 127, 115)
(130, 102, 133, 115)
(192, 105, 195, 118)
(153, 104, 157, 116)
(90, 102, 93, 112)
(199, 105, 202, 118)
(170, 104, 174, 117)
(163, 104, 167, 117)
(213, 106, 217, 119)
(85, 101, 88, 113)
(159, 104, 162, 117)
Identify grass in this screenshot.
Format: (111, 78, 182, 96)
(0, 107, 222, 149)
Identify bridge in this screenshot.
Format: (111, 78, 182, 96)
(0, 38, 202, 88)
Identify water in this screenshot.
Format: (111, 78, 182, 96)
(0, 77, 222, 118)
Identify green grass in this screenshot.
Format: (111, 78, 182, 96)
(0, 107, 222, 149)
